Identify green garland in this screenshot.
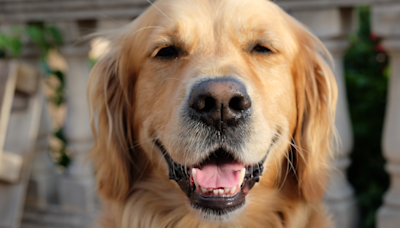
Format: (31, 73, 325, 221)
(0, 24, 70, 169)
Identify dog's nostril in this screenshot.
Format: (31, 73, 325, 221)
(190, 96, 215, 112)
(190, 97, 205, 111)
(229, 96, 251, 111)
(203, 96, 215, 112)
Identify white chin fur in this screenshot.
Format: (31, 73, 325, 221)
(191, 202, 248, 222)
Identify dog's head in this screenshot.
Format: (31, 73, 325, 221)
(88, 0, 337, 220)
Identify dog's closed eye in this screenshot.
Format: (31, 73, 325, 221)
(155, 46, 179, 59)
(251, 44, 273, 54)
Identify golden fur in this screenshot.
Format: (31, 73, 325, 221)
(88, 0, 337, 227)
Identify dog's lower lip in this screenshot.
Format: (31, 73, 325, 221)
(155, 140, 266, 214)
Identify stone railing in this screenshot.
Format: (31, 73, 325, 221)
(372, 4, 400, 228)
(0, 0, 399, 227)
(291, 6, 359, 227)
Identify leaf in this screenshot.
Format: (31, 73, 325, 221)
(45, 25, 63, 46)
(0, 34, 11, 50)
(26, 25, 49, 54)
(0, 33, 23, 57)
(9, 37, 22, 57)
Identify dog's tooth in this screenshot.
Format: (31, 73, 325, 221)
(207, 188, 213, 192)
(201, 187, 207, 193)
(238, 167, 246, 187)
(224, 188, 230, 193)
(192, 168, 199, 188)
(213, 189, 219, 195)
(230, 186, 237, 194)
(218, 189, 224, 195)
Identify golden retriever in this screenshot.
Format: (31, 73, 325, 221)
(88, 0, 337, 227)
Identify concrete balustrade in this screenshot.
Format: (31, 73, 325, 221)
(372, 3, 400, 227)
(25, 102, 57, 209)
(59, 43, 95, 212)
(291, 7, 358, 228)
(324, 39, 359, 228)
(376, 38, 400, 228)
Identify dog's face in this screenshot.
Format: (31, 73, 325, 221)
(89, 0, 337, 222)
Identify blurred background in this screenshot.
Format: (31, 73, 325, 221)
(0, 0, 399, 228)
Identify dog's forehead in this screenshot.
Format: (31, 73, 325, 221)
(148, 0, 290, 47)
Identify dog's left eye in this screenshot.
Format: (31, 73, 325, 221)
(155, 46, 179, 58)
(252, 45, 272, 54)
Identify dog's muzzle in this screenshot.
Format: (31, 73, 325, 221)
(155, 77, 268, 215)
(156, 141, 266, 215)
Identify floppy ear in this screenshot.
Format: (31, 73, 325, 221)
(88, 41, 149, 201)
(287, 16, 338, 202)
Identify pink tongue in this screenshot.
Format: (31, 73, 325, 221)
(195, 155, 244, 188)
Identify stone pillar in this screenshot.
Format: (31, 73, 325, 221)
(376, 39, 400, 228)
(58, 21, 95, 213)
(291, 7, 358, 228)
(25, 102, 57, 208)
(97, 19, 131, 31)
(372, 4, 400, 227)
(323, 39, 358, 228)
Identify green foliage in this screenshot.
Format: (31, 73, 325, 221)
(26, 24, 63, 57)
(0, 23, 70, 170)
(53, 127, 70, 168)
(0, 27, 23, 58)
(0, 24, 63, 59)
(48, 70, 66, 107)
(345, 6, 389, 228)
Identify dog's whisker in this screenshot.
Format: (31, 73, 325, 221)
(279, 148, 292, 190)
(273, 131, 302, 180)
(266, 120, 308, 167)
(276, 148, 288, 191)
(266, 127, 299, 189)
(149, 136, 160, 162)
(289, 146, 299, 180)
(146, 0, 173, 22)
(267, 120, 310, 154)
(128, 136, 160, 150)
(271, 147, 283, 186)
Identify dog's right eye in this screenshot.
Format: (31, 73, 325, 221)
(155, 46, 179, 58)
(252, 45, 272, 54)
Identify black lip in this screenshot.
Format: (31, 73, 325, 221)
(191, 191, 245, 214)
(155, 140, 267, 215)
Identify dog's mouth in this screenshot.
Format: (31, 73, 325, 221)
(155, 141, 266, 216)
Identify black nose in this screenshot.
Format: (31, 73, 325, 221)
(188, 78, 251, 131)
